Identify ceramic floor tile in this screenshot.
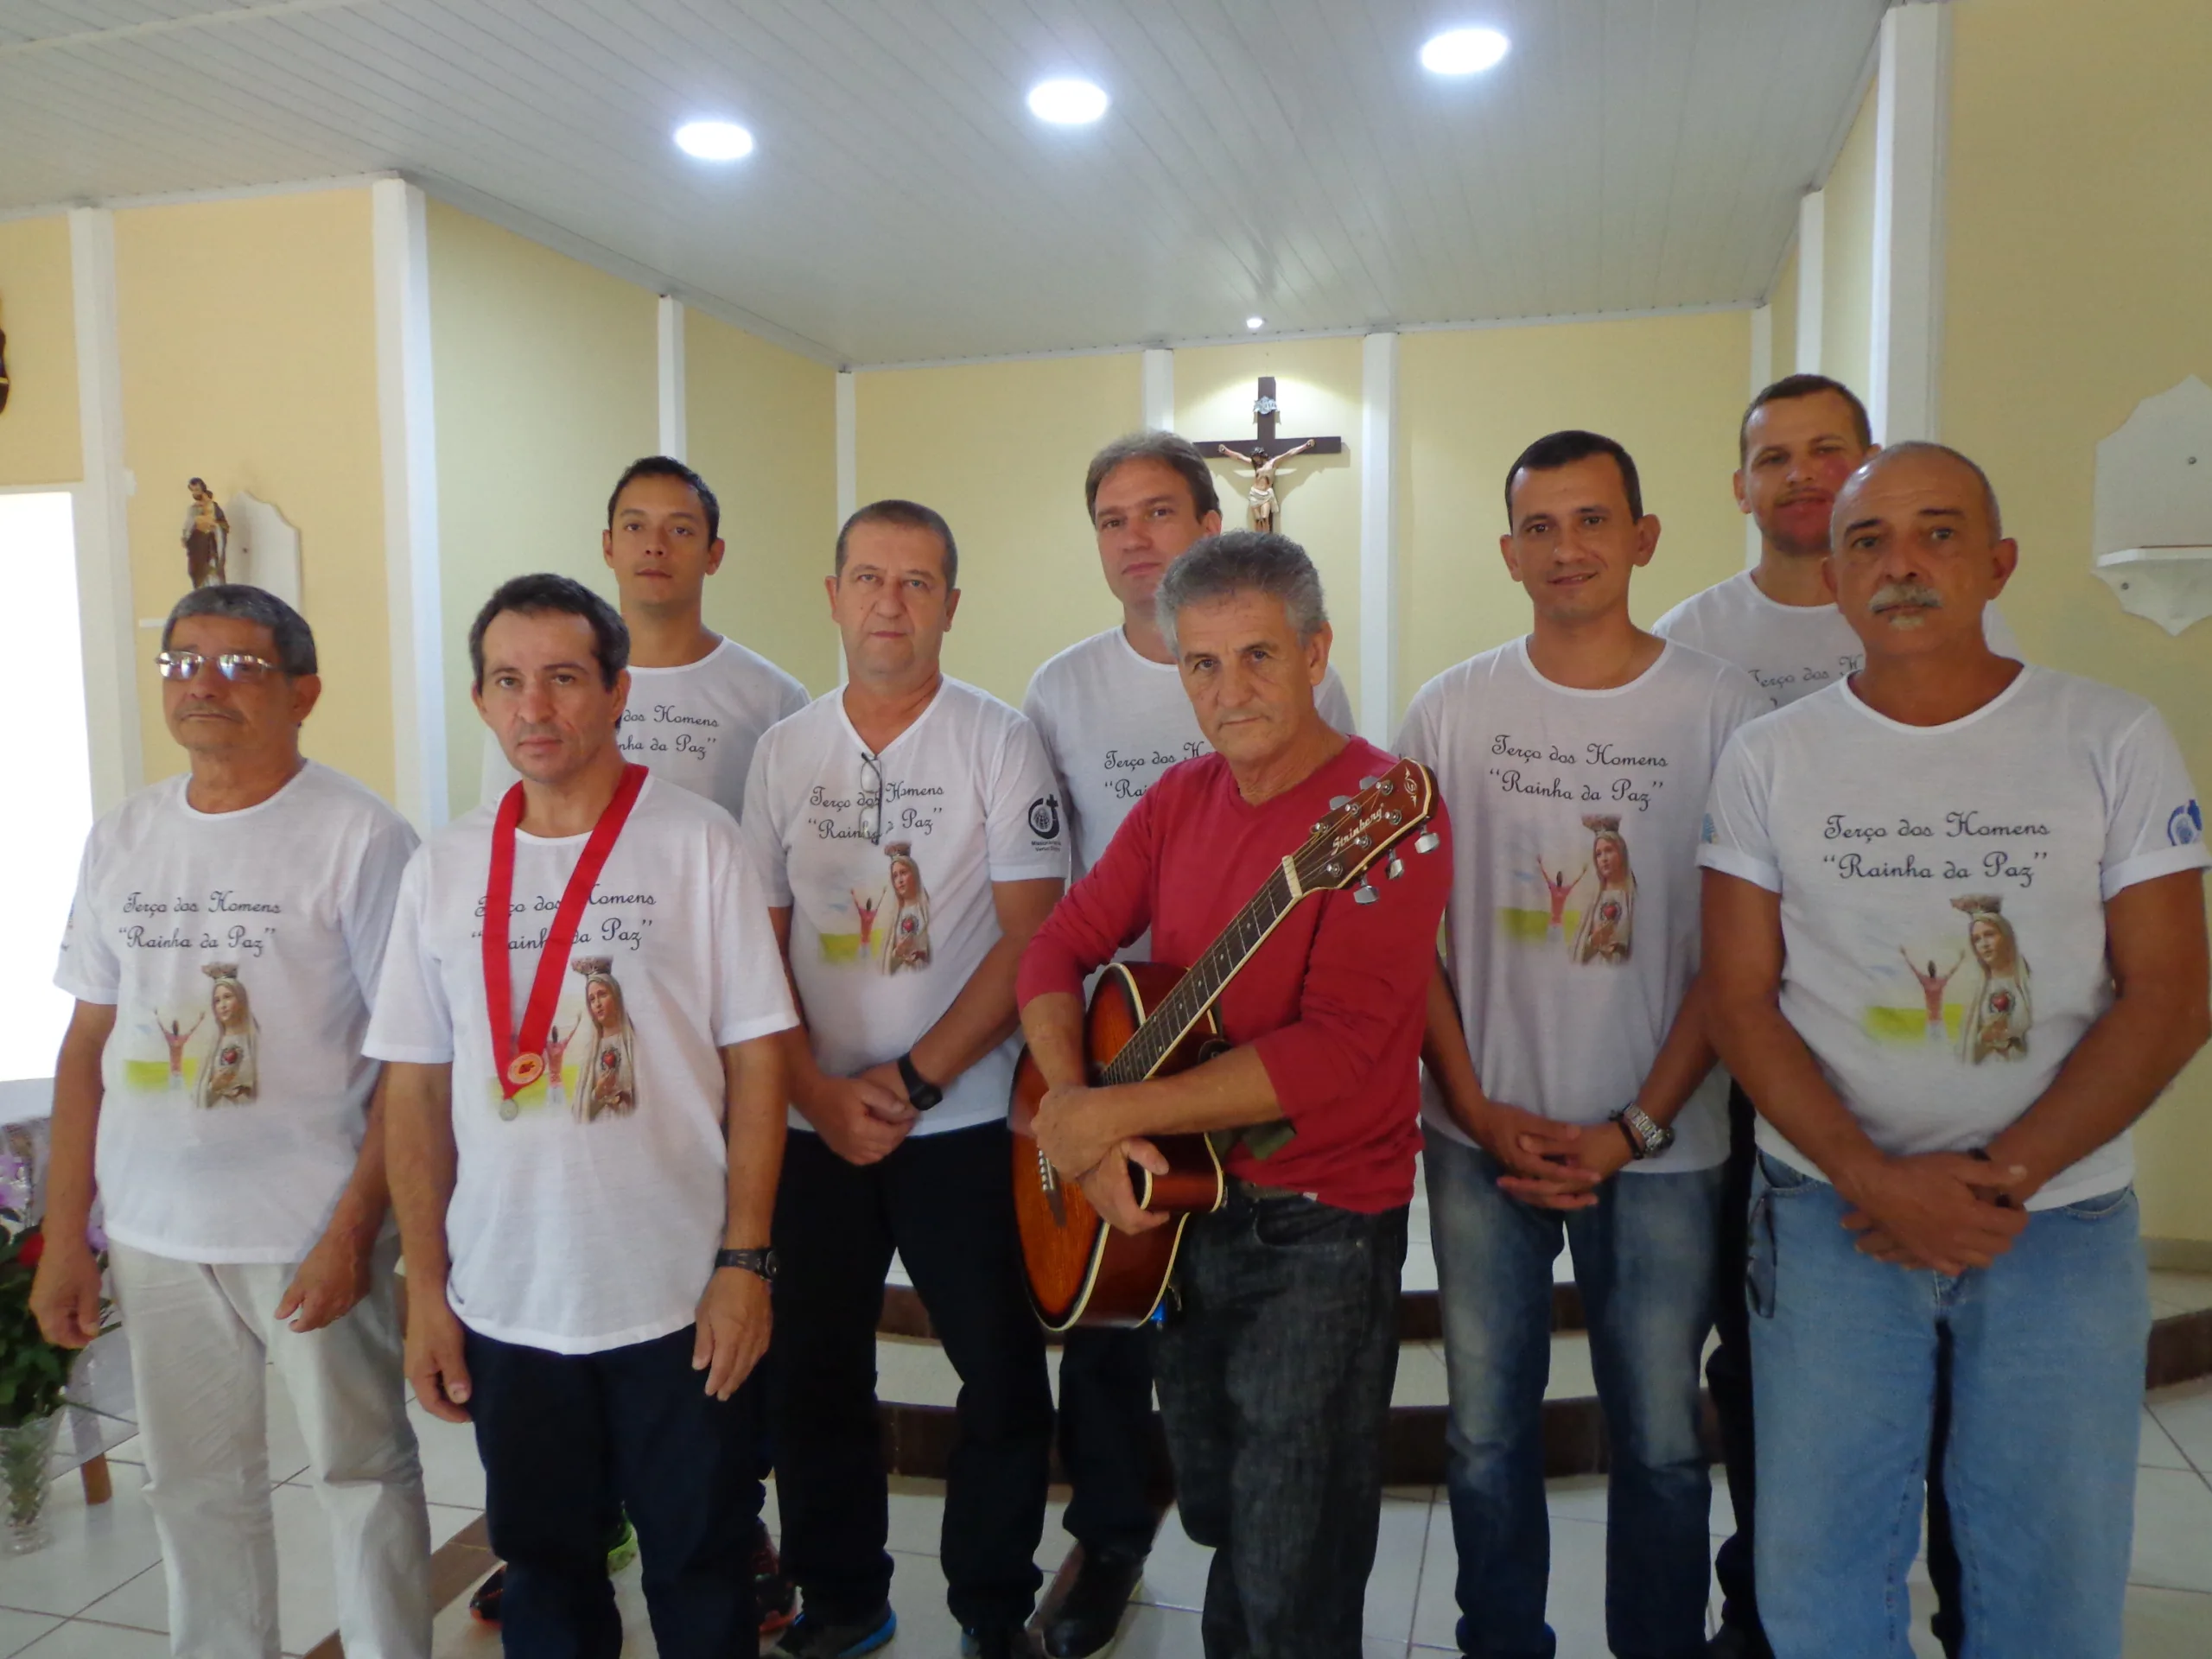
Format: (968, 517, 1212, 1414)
(1545, 1332, 1595, 1402)
(429, 1570, 502, 1659)
(0, 1462, 163, 1617)
(406, 1399, 487, 1510)
(2140, 1408, 2193, 1471)
(1543, 1474, 1608, 1526)
(875, 1337, 962, 1409)
(2122, 1585, 2212, 1657)
(1131, 1506, 1211, 1614)
(2147, 1380, 2212, 1474)
(2129, 1466, 2212, 1593)
(72, 1564, 164, 1637)
(1363, 1498, 1434, 1644)
(429, 1501, 484, 1550)
(884, 1544, 964, 1658)
(1389, 1345, 1450, 1409)
(1102, 1602, 1209, 1659)
(0, 1608, 63, 1658)
(13, 1621, 174, 1656)
(1709, 1468, 1739, 1540)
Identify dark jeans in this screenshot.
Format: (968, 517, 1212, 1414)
(1710, 1085, 1964, 1657)
(1058, 1325, 1160, 1558)
(463, 1324, 760, 1659)
(1154, 1190, 1408, 1659)
(772, 1122, 1052, 1631)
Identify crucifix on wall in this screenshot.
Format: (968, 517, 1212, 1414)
(1196, 375, 1343, 532)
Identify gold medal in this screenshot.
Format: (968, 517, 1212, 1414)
(505, 1052, 545, 1088)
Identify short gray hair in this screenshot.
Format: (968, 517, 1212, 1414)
(1840, 441, 2005, 542)
(162, 584, 317, 676)
(1154, 531, 1328, 654)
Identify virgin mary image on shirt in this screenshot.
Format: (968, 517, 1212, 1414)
(1571, 816, 1636, 965)
(1951, 893, 2031, 1063)
(572, 957, 639, 1121)
(877, 841, 932, 976)
(195, 962, 258, 1107)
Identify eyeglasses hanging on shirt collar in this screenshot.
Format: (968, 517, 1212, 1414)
(858, 751, 885, 845)
(156, 650, 283, 683)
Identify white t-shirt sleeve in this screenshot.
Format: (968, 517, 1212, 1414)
(1390, 685, 1441, 772)
(708, 828, 800, 1047)
(1318, 669, 1357, 734)
(362, 851, 455, 1064)
(779, 676, 813, 723)
(1696, 730, 1783, 893)
(342, 816, 422, 1009)
(53, 829, 120, 1005)
(480, 725, 521, 810)
(739, 736, 795, 906)
(988, 715, 1074, 882)
(2099, 708, 2211, 899)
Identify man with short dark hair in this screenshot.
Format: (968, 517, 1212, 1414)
(1404, 432, 1766, 1659)
(1019, 432, 1357, 1656)
(1020, 530, 1450, 1659)
(35, 583, 433, 1659)
(746, 502, 1066, 1659)
(480, 455, 809, 818)
(1700, 442, 2209, 1657)
(378, 573, 797, 1659)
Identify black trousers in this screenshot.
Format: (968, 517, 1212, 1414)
(1058, 1325, 1160, 1557)
(464, 1323, 760, 1659)
(1709, 1085, 1964, 1656)
(772, 1122, 1052, 1630)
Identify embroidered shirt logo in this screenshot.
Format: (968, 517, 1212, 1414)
(1028, 794, 1062, 840)
(2171, 801, 2204, 847)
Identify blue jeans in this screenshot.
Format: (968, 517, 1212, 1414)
(1427, 1134, 1720, 1659)
(1748, 1153, 2148, 1659)
(1154, 1190, 1408, 1659)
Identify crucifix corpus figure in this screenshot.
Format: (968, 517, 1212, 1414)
(1194, 375, 1343, 532)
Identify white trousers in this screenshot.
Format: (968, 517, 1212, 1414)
(111, 1238, 433, 1659)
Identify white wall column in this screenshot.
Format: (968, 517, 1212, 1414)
(1746, 303, 1773, 567)
(1869, 2, 1951, 443)
(1357, 331, 1399, 745)
(657, 295, 688, 460)
(1795, 189, 1826, 376)
(371, 178, 448, 830)
(67, 206, 142, 815)
(834, 370, 857, 685)
(1141, 348, 1175, 431)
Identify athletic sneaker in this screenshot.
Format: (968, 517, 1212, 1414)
(771, 1604, 898, 1659)
(753, 1519, 798, 1635)
(466, 1516, 639, 1626)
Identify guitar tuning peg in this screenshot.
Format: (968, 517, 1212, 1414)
(1353, 881, 1379, 906)
(1388, 855, 1405, 880)
(1329, 795, 1351, 810)
(1415, 830, 1441, 854)
(1358, 775, 1378, 790)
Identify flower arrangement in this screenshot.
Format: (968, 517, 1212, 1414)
(0, 1135, 79, 1429)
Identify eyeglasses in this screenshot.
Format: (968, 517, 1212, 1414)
(156, 651, 283, 683)
(858, 751, 884, 845)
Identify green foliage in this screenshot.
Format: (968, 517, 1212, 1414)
(0, 1224, 73, 1428)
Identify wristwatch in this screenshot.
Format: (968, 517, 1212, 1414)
(714, 1247, 778, 1283)
(897, 1052, 944, 1112)
(1614, 1103, 1675, 1161)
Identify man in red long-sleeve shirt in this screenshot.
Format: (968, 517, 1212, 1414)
(1017, 530, 1450, 1659)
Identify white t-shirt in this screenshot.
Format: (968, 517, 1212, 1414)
(742, 679, 1069, 1137)
(1697, 665, 2209, 1209)
(1395, 639, 1769, 1173)
(480, 636, 809, 817)
(1022, 626, 1358, 877)
(1654, 569, 2022, 708)
(54, 764, 417, 1264)
(365, 777, 796, 1354)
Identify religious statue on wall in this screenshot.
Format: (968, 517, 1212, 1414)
(1216, 439, 1317, 534)
(181, 478, 228, 588)
(1193, 376, 1343, 533)
(0, 324, 11, 416)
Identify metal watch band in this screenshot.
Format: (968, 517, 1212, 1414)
(1616, 1103, 1674, 1160)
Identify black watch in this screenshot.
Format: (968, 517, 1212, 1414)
(898, 1052, 944, 1112)
(715, 1247, 778, 1283)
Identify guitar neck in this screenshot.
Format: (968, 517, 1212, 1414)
(1100, 862, 1303, 1086)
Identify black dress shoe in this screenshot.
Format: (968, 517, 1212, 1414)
(1707, 1624, 1774, 1659)
(1042, 1546, 1146, 1659)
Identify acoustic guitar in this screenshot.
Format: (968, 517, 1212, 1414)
(1009, 758, 1440, 1332)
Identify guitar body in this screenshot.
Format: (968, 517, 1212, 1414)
(1008, 963, 1227, 1332)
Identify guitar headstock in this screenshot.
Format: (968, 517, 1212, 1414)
(1294, 758, 1440, 897)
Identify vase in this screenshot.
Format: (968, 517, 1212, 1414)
(0, 1413, 61, 1554)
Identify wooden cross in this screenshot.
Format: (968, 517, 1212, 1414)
(1194, 375, 1343, 531)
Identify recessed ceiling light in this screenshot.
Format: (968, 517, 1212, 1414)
(1420, 27, 1510, 76)
(674, 119, 754, 161)
(1027, 78, 1110, 125)
(1245, 316, 1266, 331)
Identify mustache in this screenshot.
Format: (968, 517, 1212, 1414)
(1870, 582, 1944, 613)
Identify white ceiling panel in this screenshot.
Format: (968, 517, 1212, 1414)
(0, 0, 1889, 364)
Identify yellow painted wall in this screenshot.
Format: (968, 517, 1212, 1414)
(426, 200, 657, 809)
(0, 215, 81, 486)
(1768, 237, 1800, 383)
(1398, 311, 1752, 718)
(1822, 76, 1879, 404)
(1945, 0, 2212, 1243)
(1178, 339, 1365, 705)
(685, 309, 839, 695)
(112, 191, 391, 796)
(854, 353, 1141, 705)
